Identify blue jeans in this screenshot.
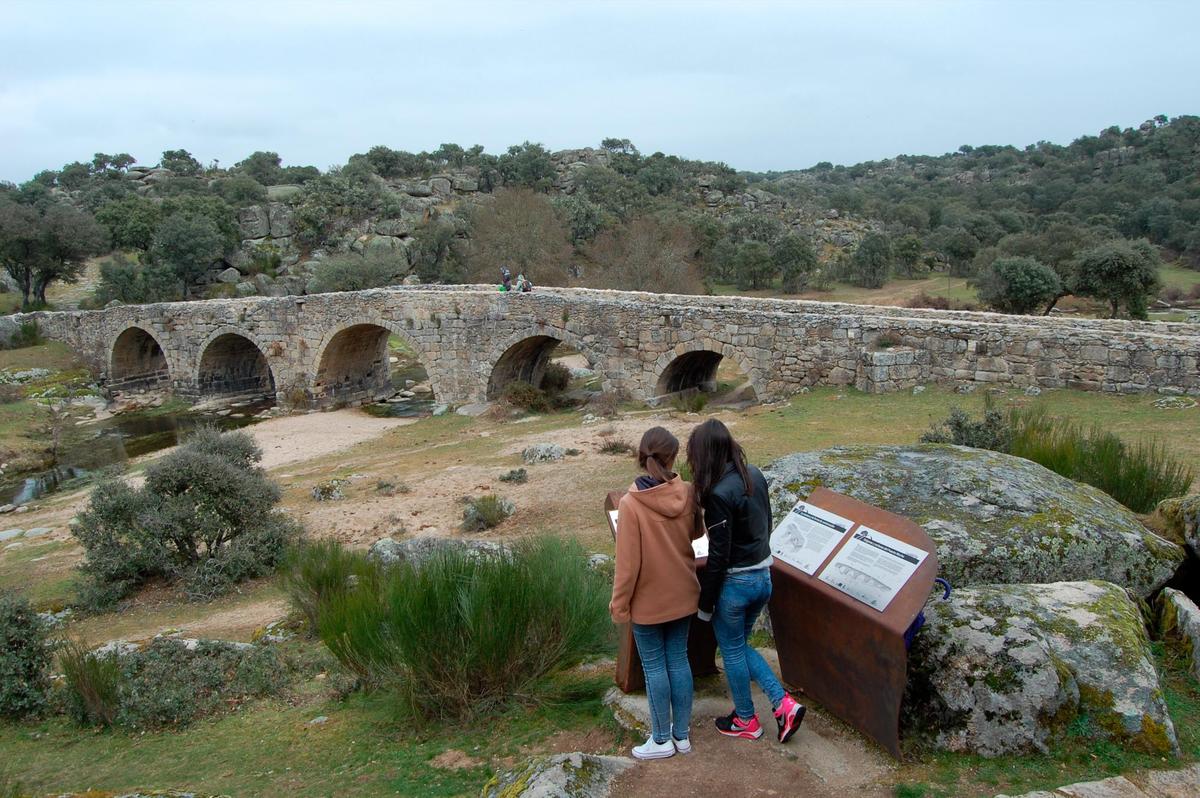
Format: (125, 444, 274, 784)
(712, 568, 785, 720)
(631, 615, 693, 744)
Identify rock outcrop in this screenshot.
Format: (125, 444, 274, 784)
(482, 752, 634, 798)
(764, 445, 1183, 597)
(1157, 493, 1200, 554)
(905, 580, 1177, 757)
(1157, 587, 1200, 681)
(366, 535, 506, 567)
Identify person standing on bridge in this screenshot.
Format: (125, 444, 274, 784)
(610, 426, 705, 760)
(500, 267, 512, 292)
(689, 418, 806, 744)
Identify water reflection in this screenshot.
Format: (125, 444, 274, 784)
(0, 398, 273, 506)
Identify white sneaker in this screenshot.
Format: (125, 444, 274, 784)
(632, 736, 676, 760)
(673, 736, 692, 754)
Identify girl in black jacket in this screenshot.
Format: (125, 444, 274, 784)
(687, 419, 805, 744)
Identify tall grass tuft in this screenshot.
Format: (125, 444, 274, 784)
(280, 538, 382, 634)
(59, 640, 123, 727)
(1009, 406, 1194, 514)
(308, 536, 613, 720)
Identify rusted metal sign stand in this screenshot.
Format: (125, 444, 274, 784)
(767, 487, 938, 757)
(606, 490, 719, 693)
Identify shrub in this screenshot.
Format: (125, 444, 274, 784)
(1, 321, 42, 351)
(673, 391, 709, 413)
(73, 428, 299, 608)
(375, 479, 410, 496)
(906, 291, 951, 310)
(599, 439, 634, 455)
(59, 640, 122, 726)
(307, 251, 409, 294)
(0, 592, 52, 718)
(498, 468, 528, 484)
(920, 396, 1012, 451)
(587, 392, 621, 418)
(281, 538, 382, 633)
(502, 380, 552, 413)
(313, 536, 612, 720)
(60, 638, 287, 731)
(541, 361, 571, 394)
(461, 495, 514, 531)
(1008, 407, 1194, 513)
(920, 402, 1194, 513)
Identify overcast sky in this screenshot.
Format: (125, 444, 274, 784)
(2, 0, 1198, 183)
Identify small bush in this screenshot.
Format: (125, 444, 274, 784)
(875, 331, 903, 349)
(59, 640, 122, 727)
(73, 428, 299, 608)
(375, 479, 411, 496)
(673, 391, 709, 413)
(920, 402, 1194, 513)
(906, 291, 952, 311)
(920, 396, 1012, 451)
(588, 392, 621, 418)
(599, 439, 634, 455)
(461, 495, 514, 531)
(1008, 407, 1194, 514)
(313, 536, 612, 720)
(0, 592, 52, 718)
(502, 380, 552, 413)
(498, 468, 528, 484)
(1, 321, 43, 351)
(541, 362, 571, 393)
(0, 384, 22, 404)
(61, 638, 286, 731)
(281, 538, 382, 633)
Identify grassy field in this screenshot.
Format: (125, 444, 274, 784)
(711, 274, 977, 307)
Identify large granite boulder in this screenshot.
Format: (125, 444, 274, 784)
(482, 752, 634, 798)
(237, 205, 270, 239)
(763, 445, 1183, 597)
(905, 580, 1177, 757)
(1158, 587, 1200, 682)
(267, 202, 294, 237)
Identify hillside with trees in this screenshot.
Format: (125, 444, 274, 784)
(2, 116, 1198, 320)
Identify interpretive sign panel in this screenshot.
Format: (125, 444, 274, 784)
(817, 525, 928, 612)
(769, 500, 854, 575)
(767, 487, 938, 758)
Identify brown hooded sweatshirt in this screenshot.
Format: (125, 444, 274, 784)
(609, 475, 701, 625)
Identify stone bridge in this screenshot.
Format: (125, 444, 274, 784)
(13, 286, 1200, 408)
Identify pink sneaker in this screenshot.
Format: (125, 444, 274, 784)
(774, 693, 806, 743)
(715, 710, 763, 739)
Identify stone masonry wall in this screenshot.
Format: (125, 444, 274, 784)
(15, 286, 1200, 407)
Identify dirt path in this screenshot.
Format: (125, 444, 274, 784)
(609, 650, 894, 797)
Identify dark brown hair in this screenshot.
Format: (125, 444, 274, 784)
(638, 426, 679, 483)
(687, 418, 753, 502)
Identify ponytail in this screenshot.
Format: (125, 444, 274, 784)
(638, 426, 679, 483)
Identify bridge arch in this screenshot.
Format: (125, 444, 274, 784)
(108, 325, 170, 392)
(483, 326, 605, 401)
(652, 340, 765, 400)
(310, 322, 435, 406)
(194, 327, 278, 401)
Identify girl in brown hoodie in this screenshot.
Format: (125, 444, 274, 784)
(610, 426, 703, 760)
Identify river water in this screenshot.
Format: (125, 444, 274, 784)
(0, 398, 271, 506)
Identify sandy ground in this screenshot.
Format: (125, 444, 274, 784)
(251, 408, 416, 470)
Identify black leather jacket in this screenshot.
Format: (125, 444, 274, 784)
(698, 462, 773, 615)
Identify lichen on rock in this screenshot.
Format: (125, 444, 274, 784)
(763, 444, 1183, 597)
(904, 579, 1178, 757)
(482, 752, 635, 798)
